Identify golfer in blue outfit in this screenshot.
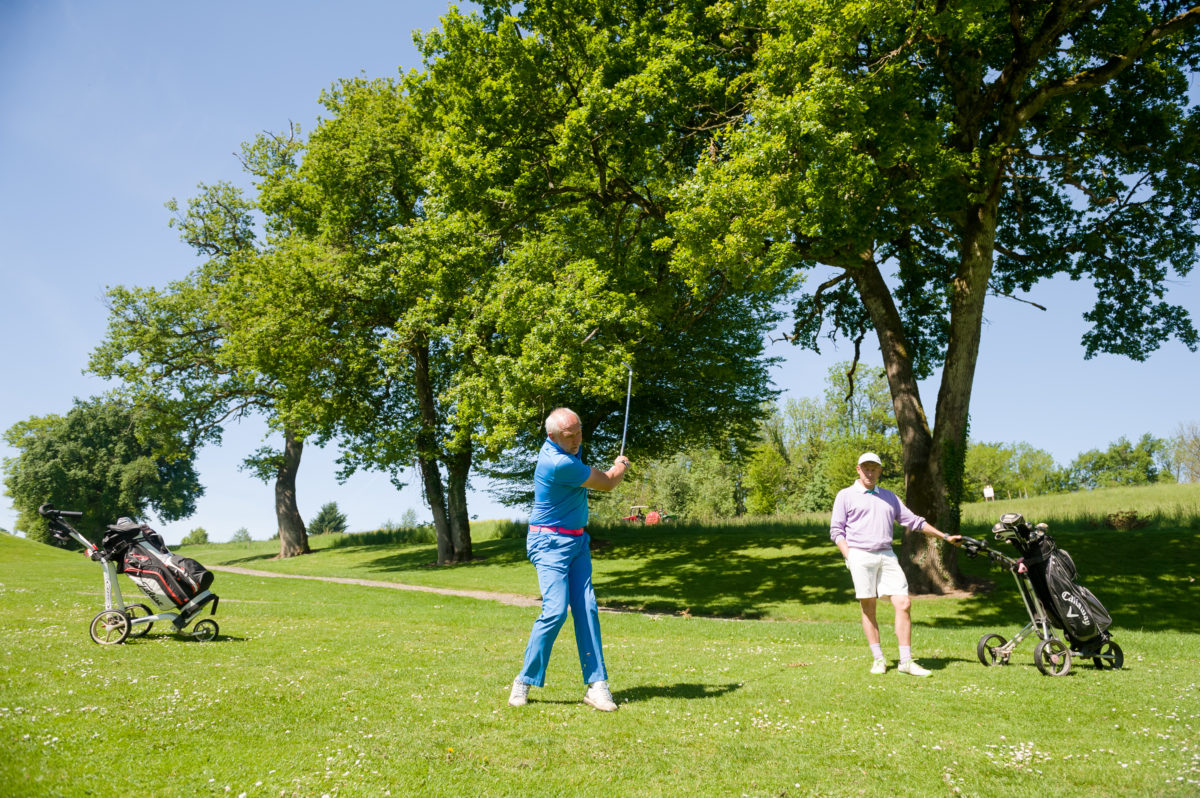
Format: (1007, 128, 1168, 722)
(508, 407, 630, 711)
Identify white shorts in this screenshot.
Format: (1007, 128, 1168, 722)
(845, 548, 909, 599)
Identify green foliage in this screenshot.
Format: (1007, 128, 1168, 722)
(90, 185, 269, 456)
(90, 174, 315, 559)
(1070, 433, 1171, 489)
(742, 441, 791, 515)
(743, 363, 902, 515)
(409, 2, 786, 460)
(1166, 421, 1200, 483)
(308, 501, 348, 536)
(677, 0, 1200, 369)
(487, 519, 529, 540)
(593, 447, 744, 522)
(965, 440, 1060, 500)
(2, 397, 202, 544)
(229, 527, 252, 543)
(656, 449, 743, 521)
(230, 10, 792, 560)
(180, 527, 209, 546)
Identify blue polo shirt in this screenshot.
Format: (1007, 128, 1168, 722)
(529, 438, 593, 529)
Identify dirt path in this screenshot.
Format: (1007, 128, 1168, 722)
(209, 565, 542, 607)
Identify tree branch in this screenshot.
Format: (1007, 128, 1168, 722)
(1017, 4, 1200, 125)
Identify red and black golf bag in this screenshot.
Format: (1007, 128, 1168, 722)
(101, 520, 215, 612)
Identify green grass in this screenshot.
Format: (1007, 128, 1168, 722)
(3, 483, 1199, 796)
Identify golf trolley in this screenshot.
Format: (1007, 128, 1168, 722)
(960, 512, 1122, 676)
(39, 504, 220, 645)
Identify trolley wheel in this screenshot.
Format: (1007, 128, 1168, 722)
(1034, 638, 1072, 677)
(1092, 640, 1124, 670)
(89, 609, 130, 645)
(123, 603, 155, 638)
(191, 619, 219, 642)
(976, 633, 1008, 666)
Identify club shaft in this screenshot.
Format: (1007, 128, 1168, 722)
(620, 365, 632, 457)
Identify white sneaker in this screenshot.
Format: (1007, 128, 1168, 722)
(870, 658, 888, 675)
(508, 678, 530, 707)
(583, 680, 618, 712)
(898, 659, 931, 677)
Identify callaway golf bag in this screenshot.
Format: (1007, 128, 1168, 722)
(963, 512, 1121, 675)
(992, 513, 1111, 646)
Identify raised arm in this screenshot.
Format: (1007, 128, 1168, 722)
(581, 456, 630, 491)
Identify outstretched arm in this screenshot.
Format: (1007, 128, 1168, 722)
(920, 521, 961, 546)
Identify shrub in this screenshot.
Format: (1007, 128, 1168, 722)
(493, 520, 528, 540)
(328, 525, 437, 548)
(1105, 510, 1150, 531)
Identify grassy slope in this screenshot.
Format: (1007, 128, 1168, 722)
(1, 483, 1198, 797)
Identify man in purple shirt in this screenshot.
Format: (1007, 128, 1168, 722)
(830, 452, 961, 676)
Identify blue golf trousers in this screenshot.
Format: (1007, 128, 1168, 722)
(517, 529, 607, 687)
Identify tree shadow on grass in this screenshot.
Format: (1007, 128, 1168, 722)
(583, 524, 851, 619)
(588, 523, 1200, 633)
(213, 520, 1200, 634)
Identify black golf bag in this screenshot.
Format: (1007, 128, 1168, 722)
(993, 514, 1112, 645)
(101, 520, 215, 611)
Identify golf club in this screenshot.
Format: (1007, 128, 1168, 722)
(620, 363, 632, 457)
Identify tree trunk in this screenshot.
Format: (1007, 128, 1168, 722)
(411, 338, 459, 564)
(852, 250, 964, 593)
(446, 440, 473, 562)
(417, 454, 455, 564)
(909, 201, 999, 590)
(274, 429, 310, 559)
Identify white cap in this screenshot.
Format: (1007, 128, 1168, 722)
(857, 452, 882, 466)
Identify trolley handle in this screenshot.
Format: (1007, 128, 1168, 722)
(959, 534, 1018, 570)
(38, 503, 83, 519)
(37, 503, 98, 554)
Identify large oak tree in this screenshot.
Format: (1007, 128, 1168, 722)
(676, 0, 1200, 591)
(245, 3, 787, 562)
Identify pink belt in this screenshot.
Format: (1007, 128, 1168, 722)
(529, 525, 584, 537)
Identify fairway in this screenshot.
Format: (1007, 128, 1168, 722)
(2, 501, 1199, 797)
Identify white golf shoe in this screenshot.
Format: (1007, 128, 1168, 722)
(870, 658, 888, 675)
(508, 678, 530, 707)
(897, 659, 932, 677)
(583, 680, 617, 711)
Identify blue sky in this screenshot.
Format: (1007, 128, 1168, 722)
(2, 2, 1197, 544)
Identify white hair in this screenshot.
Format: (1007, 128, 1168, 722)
(545, 407, 579, 436)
